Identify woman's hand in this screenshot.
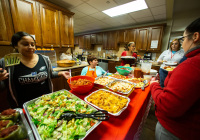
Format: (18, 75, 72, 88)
(0, 68, 9, 81)
(150, 80, 159, 85)
(58, 71, 71, 79)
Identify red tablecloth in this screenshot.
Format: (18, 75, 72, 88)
(70, 85, 151, 140)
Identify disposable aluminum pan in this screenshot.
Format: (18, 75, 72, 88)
(84, 89, 130, 116)
(23, 89, 102, 140)
(94, 76, 116, 88)
(15, 108, 35, 140)
(106, 79, 136, 95)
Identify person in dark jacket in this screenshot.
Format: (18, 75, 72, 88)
(0, 32, 70, 108)
(150, 18, 200, 140)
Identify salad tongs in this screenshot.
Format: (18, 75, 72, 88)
(58, 110, 109, 121)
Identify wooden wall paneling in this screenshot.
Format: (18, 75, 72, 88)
(9, 0, 42, 46)
(59, 11, 74, 48)
(0, 0, 14, 45)
(40, 3, 60, 47)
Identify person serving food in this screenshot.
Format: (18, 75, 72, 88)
(120, 42, 137, 66)
(81, 56, 111, 78)
(0, 32, 70, 108)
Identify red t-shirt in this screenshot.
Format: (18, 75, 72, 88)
(120, 51, 137, 66)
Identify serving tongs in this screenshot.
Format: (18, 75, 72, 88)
(58, 110, 109, 121)
(0, 53, 22, 73)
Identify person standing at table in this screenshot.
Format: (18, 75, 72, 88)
(150, 18, 200, 140)
(120, 42, 137, 66)
(157, 39, 184, 63)
(158, 39, 185, 87)
(0, 32, 70, 108)
(81, 55, 111, 78)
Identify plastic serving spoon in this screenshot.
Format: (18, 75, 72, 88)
(141, 80, 148, 91)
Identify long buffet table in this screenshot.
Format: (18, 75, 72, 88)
(70, 85, 152, 140)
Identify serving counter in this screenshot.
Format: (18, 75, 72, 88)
(70, 85, 152, 140)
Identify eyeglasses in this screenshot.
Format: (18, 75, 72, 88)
(178, 33, 193, 43)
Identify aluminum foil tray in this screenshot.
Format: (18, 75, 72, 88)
(23, 90, 102, 140)
(84, 89, 130, 116)
(15, 108, 35, 140)
(106, 79, 136, 95)
(94, 76, 116, 88)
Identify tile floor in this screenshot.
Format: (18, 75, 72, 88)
(139, 102, 158, 140)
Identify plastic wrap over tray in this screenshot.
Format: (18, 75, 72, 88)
(106, 79, 136, 95)
(84, 89, 130, 116)
(94, 76, 116, 88)
(23, 89, 102, 140)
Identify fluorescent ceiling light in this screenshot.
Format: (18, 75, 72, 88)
(102, 0, 148, 17)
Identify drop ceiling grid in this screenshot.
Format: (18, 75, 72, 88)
(45, 0, 167, 34)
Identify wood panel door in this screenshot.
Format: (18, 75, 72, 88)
(78, 35, 84, 49)
(90, 34, 96, 44)
(102, 32, 108, 50)
(136, 28, 149, 51)
(125, 29, 136, 43)
(0, 0, 14, 45)
(9, 0, 41, 46)
(74, 36, 79, 45)
(117, 30, 125, 43)
(96, 33, 102, 44)
(40, 4, 60, 47)
(84, 35, 91, 49)
(147, 26, 164, 52)
(108, 31, 118, 50)
(59, 11, 74, 48)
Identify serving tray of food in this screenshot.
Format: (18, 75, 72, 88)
(125, 78, 149, 88)
(0, 108, 34, 140)
(23, 90, 102, 140)
(106, 79, 136, 95)
(84, 89, 130, 116)
(109, 74, 127, 80)
(94, 76, 116, 88)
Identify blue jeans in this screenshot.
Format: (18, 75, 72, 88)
(155, 121, 179, 140)
(159, 68, 168, 88)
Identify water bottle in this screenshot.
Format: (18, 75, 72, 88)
(42, 49, 57, 68)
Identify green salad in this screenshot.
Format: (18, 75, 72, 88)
(27, 90, 98, 140)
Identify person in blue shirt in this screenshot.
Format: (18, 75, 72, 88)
(81, 56, 111, 78)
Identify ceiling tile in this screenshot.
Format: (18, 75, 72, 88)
(74, 18, 88, 25)
(151, 5, 166, 16)
(79, 16, 99, 23)
(86, 0, 118, 11)
(70, 9, 87, 19)
(154, 14, 166, 21)
(112, 14, 136, 25)
(135, 16, 154, 23)
(129, 9, 153, 19)
(61, 0, 84, 8)
(146, 0, 166, 8)
(113, 0, 134, 5)
(74, 3, 99, 15)
(90, 12, 110, 20)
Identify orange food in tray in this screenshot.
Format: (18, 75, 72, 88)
(109, 74, 126, 80)
(87, 90, 128, 114)
(71, 78, 92, 86)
